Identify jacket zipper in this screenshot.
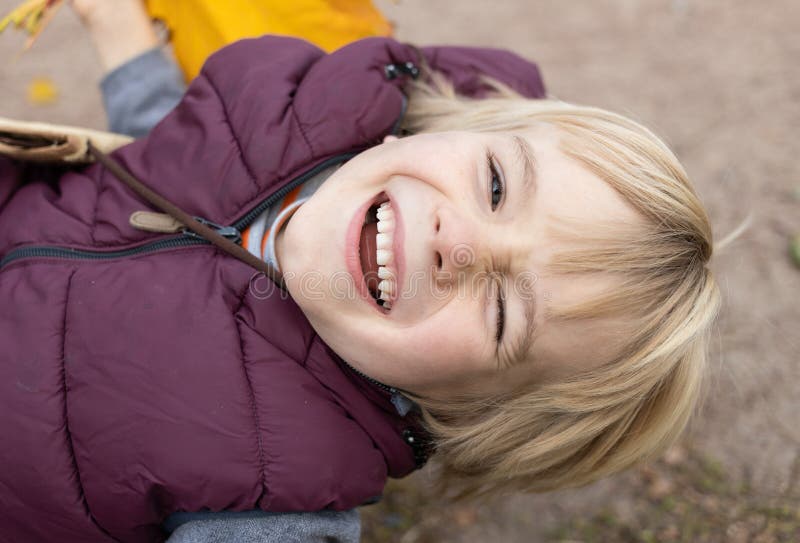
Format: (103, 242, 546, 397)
(0, 153, 357, 270)
(231, 153, 357, 231)
(341, 360, 397, 394)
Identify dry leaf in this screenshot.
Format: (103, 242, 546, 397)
(27, 77, 58, 105)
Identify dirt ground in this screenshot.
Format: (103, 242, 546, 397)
(1, 1, 798, 541)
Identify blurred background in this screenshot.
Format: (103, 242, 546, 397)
(1, 0, 797, 541)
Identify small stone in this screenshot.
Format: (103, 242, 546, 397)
(700, 495, 720, 512)
(663, 445, 688, 466)
(647, 473, 674, 499)
(639, 464, 656, 479)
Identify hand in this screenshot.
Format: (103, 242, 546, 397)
(69, 0, 159, 73)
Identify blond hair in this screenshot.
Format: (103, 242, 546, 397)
(399, 75, 721, 498)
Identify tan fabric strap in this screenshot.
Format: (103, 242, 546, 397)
(0, 116, 133, 163)
(129, 211, 185, 233)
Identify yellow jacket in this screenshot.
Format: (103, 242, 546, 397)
(145, 0, 391, 80)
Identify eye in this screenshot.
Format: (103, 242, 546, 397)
(493, 276, 506, 347)
(495, 288, 506, 346)
(488, 153, 505, 210)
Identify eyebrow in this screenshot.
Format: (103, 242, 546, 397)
(512, 134, 538, 202)
(510, 286, 537, 365)
(509, 135, 539, 364)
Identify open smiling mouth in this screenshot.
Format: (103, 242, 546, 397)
(359, 194, 398, 310)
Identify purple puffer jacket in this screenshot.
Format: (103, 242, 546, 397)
(0, 37, 544, 543)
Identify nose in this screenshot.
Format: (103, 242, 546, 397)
(431, 206, 484, 281)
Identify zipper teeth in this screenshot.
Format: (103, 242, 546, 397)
(233, 153, 357, 230)
(390, 94, 409, 136)
(0, 237, 207, 268)
(343, 360, 396, 393)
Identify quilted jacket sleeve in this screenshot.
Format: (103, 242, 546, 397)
(0, 158, 23, 215)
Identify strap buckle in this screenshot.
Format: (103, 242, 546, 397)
(183, 217, 242, 245)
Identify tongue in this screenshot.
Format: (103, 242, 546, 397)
(359, 221, 380, 297)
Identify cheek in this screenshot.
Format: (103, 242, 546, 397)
(529, 276, 629, 380)
(397, 310, 491, 374)
(531, 320, 618, 381)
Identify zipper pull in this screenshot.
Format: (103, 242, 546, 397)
(183, 217, 242, 245)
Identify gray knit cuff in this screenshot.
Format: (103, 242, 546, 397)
(100, 47, 186, 138)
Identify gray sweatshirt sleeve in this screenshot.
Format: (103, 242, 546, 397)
(164, 510, 361, 543)
(100, 47, 187, 138)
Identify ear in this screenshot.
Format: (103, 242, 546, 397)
(383, 135, 399, 143)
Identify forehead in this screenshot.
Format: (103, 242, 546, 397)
(489, 127, 643, 268)
(518, 127, 638, 225)
(506, 128, 644, 379)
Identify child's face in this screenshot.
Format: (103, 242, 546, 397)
(276, 127, 640, 398)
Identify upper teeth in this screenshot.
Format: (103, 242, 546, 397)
(376, 201, 396, 308)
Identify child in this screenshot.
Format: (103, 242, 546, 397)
(0, 1, 720, 542)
